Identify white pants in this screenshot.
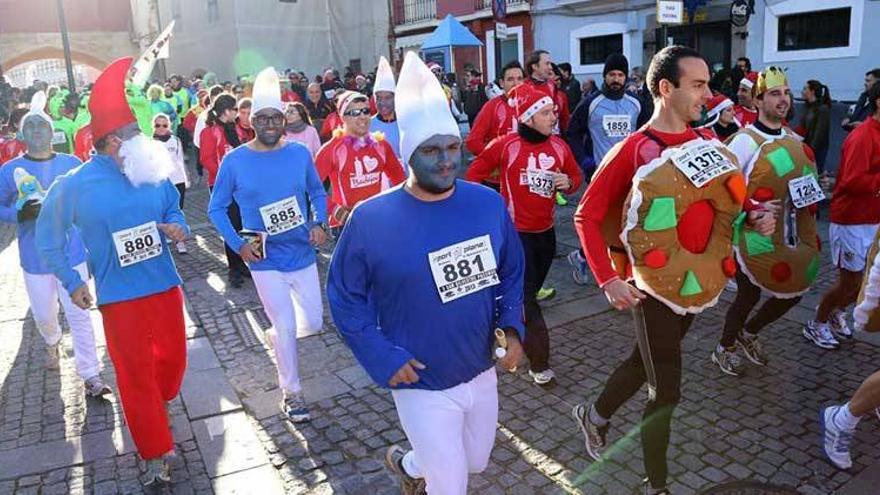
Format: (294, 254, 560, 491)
(251, 264, 323, 394)
(392, 367, 499, 495)
(22, 263, 100, 379)
(830, 223, 880, 272)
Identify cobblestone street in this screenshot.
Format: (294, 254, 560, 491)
(0, 176, 878, 494)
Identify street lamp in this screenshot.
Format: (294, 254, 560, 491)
(55, 0, 77, 94)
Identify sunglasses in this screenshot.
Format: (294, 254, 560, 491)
(344, 108, 371, 117)
(154, 124, 169, 128)
(253, 115, 286, 126)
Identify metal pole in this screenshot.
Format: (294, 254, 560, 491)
(155, 0, 167, 80)
(494, 27, 502, 83)
(55, 0, 77, 94)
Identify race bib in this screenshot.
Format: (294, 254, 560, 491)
(428, 235, 500, 304)
(112, 221, 162, 268)
(602, 115, 631, 138)
(259, 196, 305, 235)
(788, 175, 825, 208)
(51, 131, 67, 146)
(671, 143, 736, 188)
(526, 168, 557, 198)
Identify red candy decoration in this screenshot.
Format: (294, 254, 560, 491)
(752, 187, 775, 202)
(722, 256, 737, 277)
(771, 261, 792, 282)
(677, 200, 715, 254)
(644, 248, 668, 269)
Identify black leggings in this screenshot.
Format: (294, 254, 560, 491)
(208, 187, 248, 275)
(595, 295, 694, 489)
(720, 266, 801, 347)
(519, 228, 556, 372)
(175, 183, 186, 210)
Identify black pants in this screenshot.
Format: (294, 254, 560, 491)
(720, 266, 801, 348)
(175, 183, 186, 210)
(519, 228, 556, 372)
(208, 187, 248, 275)
(595, 295, 694, 489)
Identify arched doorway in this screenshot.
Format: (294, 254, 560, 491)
(2, 47, 107, 88)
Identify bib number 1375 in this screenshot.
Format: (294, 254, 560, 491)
(428, 235, 500, 304)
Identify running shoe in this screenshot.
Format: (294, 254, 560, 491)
(567, 250, 592, 286)
(828, 308, 853, 340)
(711, 347, 744, 376)
(536, 287, 556, 302)
(643, 479, 671, 495)
(803, 320, 840, 350)
(384, 445, 426, 495)
(737, 332, 767, 366)
(821, 405, 854, 470)
(175, 241, 188, 254)
(228, 270, 244, 289)
(529, 368, 556, 386)
(572, 403, 608, 461)
(84, 375, 111, 397)
(555, 191, 568, 206)
(46, 343, 60, 370)
(281, 392, 310, 423)
(142, 457, 171, 486)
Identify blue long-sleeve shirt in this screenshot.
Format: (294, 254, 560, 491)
(566, 89, 648, 176)
(0, 153, 87, 274)
(207, 142, 328, 272)
(327, 180, 525, 391)
(370, 117, 402, 161)
(35, 154, 188, 305)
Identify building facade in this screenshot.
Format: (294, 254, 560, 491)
(532, 0, 876, 101)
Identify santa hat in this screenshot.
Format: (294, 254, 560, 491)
(739, 71, 758, 90)
(89, 57, 137, 141)
(336, 91, 368, 116)
(426, 61, 443, 73)
(374, 56, 396, 94)
(395, 51, 460, 164)
(704, 94, 734, 126)
(19, 91, 54, 131)
(754, 66, 788, 97)
(508, 83, 554, 123)
(251, 67, 284, 115)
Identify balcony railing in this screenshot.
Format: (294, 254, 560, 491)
(474, 0, 529, 12)
(393, 0, 438, 26)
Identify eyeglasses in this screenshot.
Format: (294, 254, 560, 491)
(344, 108, 371, 117)
(252, 114, 285, 126)
(154, 124, 169, 128)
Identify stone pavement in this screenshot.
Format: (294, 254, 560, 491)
(0, 170, 878, 494)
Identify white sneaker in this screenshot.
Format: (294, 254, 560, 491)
(529, 368, 556, 386)
(176, 241, 188, 254)
(142, 457, 171, 485)
(803, 320, 840, 350)
(822, 406, 854, 470)
(828, 309, 853, 340)
(84, 375, 111, 397)
(46, 343, 60, 369)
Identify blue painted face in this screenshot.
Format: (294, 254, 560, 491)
(21, 115, 52, 154)
(408, 134, 462, 194)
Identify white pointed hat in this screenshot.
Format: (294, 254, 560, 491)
(374, 56, 396, 94)
(20, 90, 54, 131)
(395, 51, 460, 164)
(251, 67, 283, 115)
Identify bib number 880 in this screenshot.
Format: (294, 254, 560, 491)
(442, 255, 485, 282)
(124, 235, 154, 253)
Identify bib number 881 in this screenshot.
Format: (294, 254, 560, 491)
(442, 255, 485, 282)
(124, 235, 154, 253)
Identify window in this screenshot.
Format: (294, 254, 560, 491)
(207, 0, 220, 23)
(777, 8, 850, 51)
(578, 34, 623, 66)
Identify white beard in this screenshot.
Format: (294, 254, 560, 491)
(118, 134, 174, 187)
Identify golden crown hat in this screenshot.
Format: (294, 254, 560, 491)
(755, 66, 788, 96)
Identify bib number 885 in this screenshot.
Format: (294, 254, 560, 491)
(124, 235, 154, 253)
(442, 255, 485, 282)
(269, 207, 298, 225)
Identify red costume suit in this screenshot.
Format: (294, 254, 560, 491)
(315, 131, 406, 227)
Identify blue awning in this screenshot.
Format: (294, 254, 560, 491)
(421, 14, 483, 50)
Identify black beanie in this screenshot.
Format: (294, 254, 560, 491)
(603, 53, 629, 77)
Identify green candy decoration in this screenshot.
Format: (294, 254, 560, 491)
(679, 270, 703, 296)
(745, 231, 775, 256)
(767, 147, 795, 177)
(644, 197, 677, 232)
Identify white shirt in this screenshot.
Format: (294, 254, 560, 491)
(159, 135, 189, 187)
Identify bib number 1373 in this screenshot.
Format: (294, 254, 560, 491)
(428, 235, 500, 304)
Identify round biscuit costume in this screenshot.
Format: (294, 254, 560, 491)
(622, 138, 746, 314)
(854, 228, 880, 332)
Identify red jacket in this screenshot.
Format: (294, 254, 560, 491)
(199, 124, 235, 186)
(830, 118, 880, 225)
(467, 132, 582, 233)
(0, 137, 26, 165)
(523, 78, 570, 134)
(465, 95, 516, 156)
(320, 113, 343, 141)
(315, 133, 406, 226)
(73, 125, 93, 162)
(574, 127, 717, 286)
(236, 119, 255, 143)
(733, 105, 757, 127)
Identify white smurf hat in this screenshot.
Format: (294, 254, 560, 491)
(374, 56, 396, 94)
(251, 67, 283, 115)
(395, 51, 460, 164)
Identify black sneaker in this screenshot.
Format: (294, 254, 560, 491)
(736, 332, 767, 366)
(228, 270, 244, 288)
(572, 403, 608, 461)
(711, 347, 744, 376)
(384, 445, 426, 495)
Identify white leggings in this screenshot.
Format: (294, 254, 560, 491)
(22, 263, 100, 379)
(251, 264, 323, 394)
(392, 367, 499, 495)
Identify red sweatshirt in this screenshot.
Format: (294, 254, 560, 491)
(467, 132, 582, 233)
(315, 134, 406, 226)
(733, 105, 757, 127)
(574, 127, 717, 287)
(199, 124, 235, 187)
(465, 95, 516, 156)
(830, 117, 880, 225)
